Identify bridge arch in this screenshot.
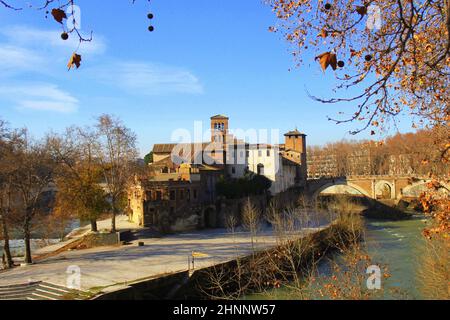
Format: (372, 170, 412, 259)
(401, 180, 430, 198)
(313, 180, 371, 199)
(374, 180, 395, 199)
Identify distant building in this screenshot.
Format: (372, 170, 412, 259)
(128, 115, 308, 229)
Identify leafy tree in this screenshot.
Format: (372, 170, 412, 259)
(144, 151, 154, 165)
(50, 127, 109, 233)
(267, 0, 449, 135)
(268, 0, 449, 252)
(217, 173, 272, 199)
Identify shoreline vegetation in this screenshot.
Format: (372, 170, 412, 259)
(1, 192, 436, 300)
(179, 194, 425, 300)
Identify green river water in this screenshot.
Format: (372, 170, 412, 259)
(247, 214, 428, 300)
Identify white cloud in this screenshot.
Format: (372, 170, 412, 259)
(0, 83, 79, 113)
(1, 25, 106, 55)
(91, 62, 204, 95)
(0, 25, 106, 77)
(0, 45, 46, 74)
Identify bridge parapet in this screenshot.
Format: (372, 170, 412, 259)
(307, 175, 437, 200)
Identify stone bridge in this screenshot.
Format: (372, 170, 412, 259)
(307, 175, 438, 200)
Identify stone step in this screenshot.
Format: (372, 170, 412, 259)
(0, 287, 36, 294)
(0, 282, 41, 290)
(38, 283, 72, 294)
(30, 292, 58, 301)
(0, 281, 88, 301)
(35, 288, 65, 299)
(0, 294, 30, 300)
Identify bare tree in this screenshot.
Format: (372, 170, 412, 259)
(0, 120, 23, 268)
(242, 198, 261, 252)
(95, 115, 138, 233)
(6, 132, 57, 264)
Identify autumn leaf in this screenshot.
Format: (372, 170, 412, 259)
(318, 28, 328, 38)
(356, 6, 367, 16)
(51, 8, 67, 24)
(67, 53, 82, 70)
(315, 52, 338, 71)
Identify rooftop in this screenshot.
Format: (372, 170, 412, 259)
(210, 114, 229, 120)
(284, 129, 306, 137)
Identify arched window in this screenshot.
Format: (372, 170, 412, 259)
(257, 164, 265, 176)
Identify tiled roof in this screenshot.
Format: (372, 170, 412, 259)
(211, 114, 229, 120)
(153, 144, 178, 154)
(284, 129, 306, 136)
(153, 143, 209, 154)
(282, 156, 301, 166)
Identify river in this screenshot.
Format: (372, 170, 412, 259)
(364, 214, 427, 299)
(246, 213, 427, 300)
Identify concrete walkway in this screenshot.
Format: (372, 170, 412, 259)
(0, 225, 328, 292)
(33, 215, 143, 257)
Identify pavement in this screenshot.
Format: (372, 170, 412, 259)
(33, 215, 143, 256)
(0, 213, 332, 292)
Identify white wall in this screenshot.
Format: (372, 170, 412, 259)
(247, 147, 297, 194)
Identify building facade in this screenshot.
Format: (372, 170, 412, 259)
(128, 115, 308, 229)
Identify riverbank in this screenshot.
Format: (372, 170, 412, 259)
(0, 221, 330, 292)
(245, 214, 428, 300)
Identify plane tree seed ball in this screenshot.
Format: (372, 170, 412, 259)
(61, 32, 69, 40)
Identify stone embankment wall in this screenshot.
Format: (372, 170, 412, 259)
(92, 220, 359, 300)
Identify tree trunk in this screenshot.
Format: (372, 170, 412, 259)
(24, 229, 32, 264)
(1, 216, 14, 269)
(90, 219, 98, 232)
(111, 196, 118, 233)
(23, 217, 33, 264)
(111, 209, 117, 233)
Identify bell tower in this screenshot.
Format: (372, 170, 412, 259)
(284, 129, 308, 184)
(210, 115, 229, 144)
(210, 115, 229, 165)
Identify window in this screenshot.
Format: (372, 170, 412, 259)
(179, 189, 184, 200)
(187, 189, 191, 202)
(246, 151, 250, 157)
(257, 164, 265, 176)
(156, 191, 162, 201)
(231, 167, 236, 174)
(258, 150, 263, 157)
(267, 150, 271, 157)
(193, 189, 198, 199)
(170, 190, 176, 201)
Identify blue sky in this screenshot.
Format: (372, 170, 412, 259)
(0, 0, 416, 156)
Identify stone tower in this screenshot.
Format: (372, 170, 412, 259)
(284, 129, 308, 184)
(210, 115, 229, 144)
(210, 115, 229, 165)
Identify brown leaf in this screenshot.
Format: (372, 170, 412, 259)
(318, 29, 328, 38)
(356, 6, 367, 16)
(315, 52, 338, 71)
(51, 8, 67, 24)
(67, 53, 82, 70)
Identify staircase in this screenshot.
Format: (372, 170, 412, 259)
(0, 282, 90, 300)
